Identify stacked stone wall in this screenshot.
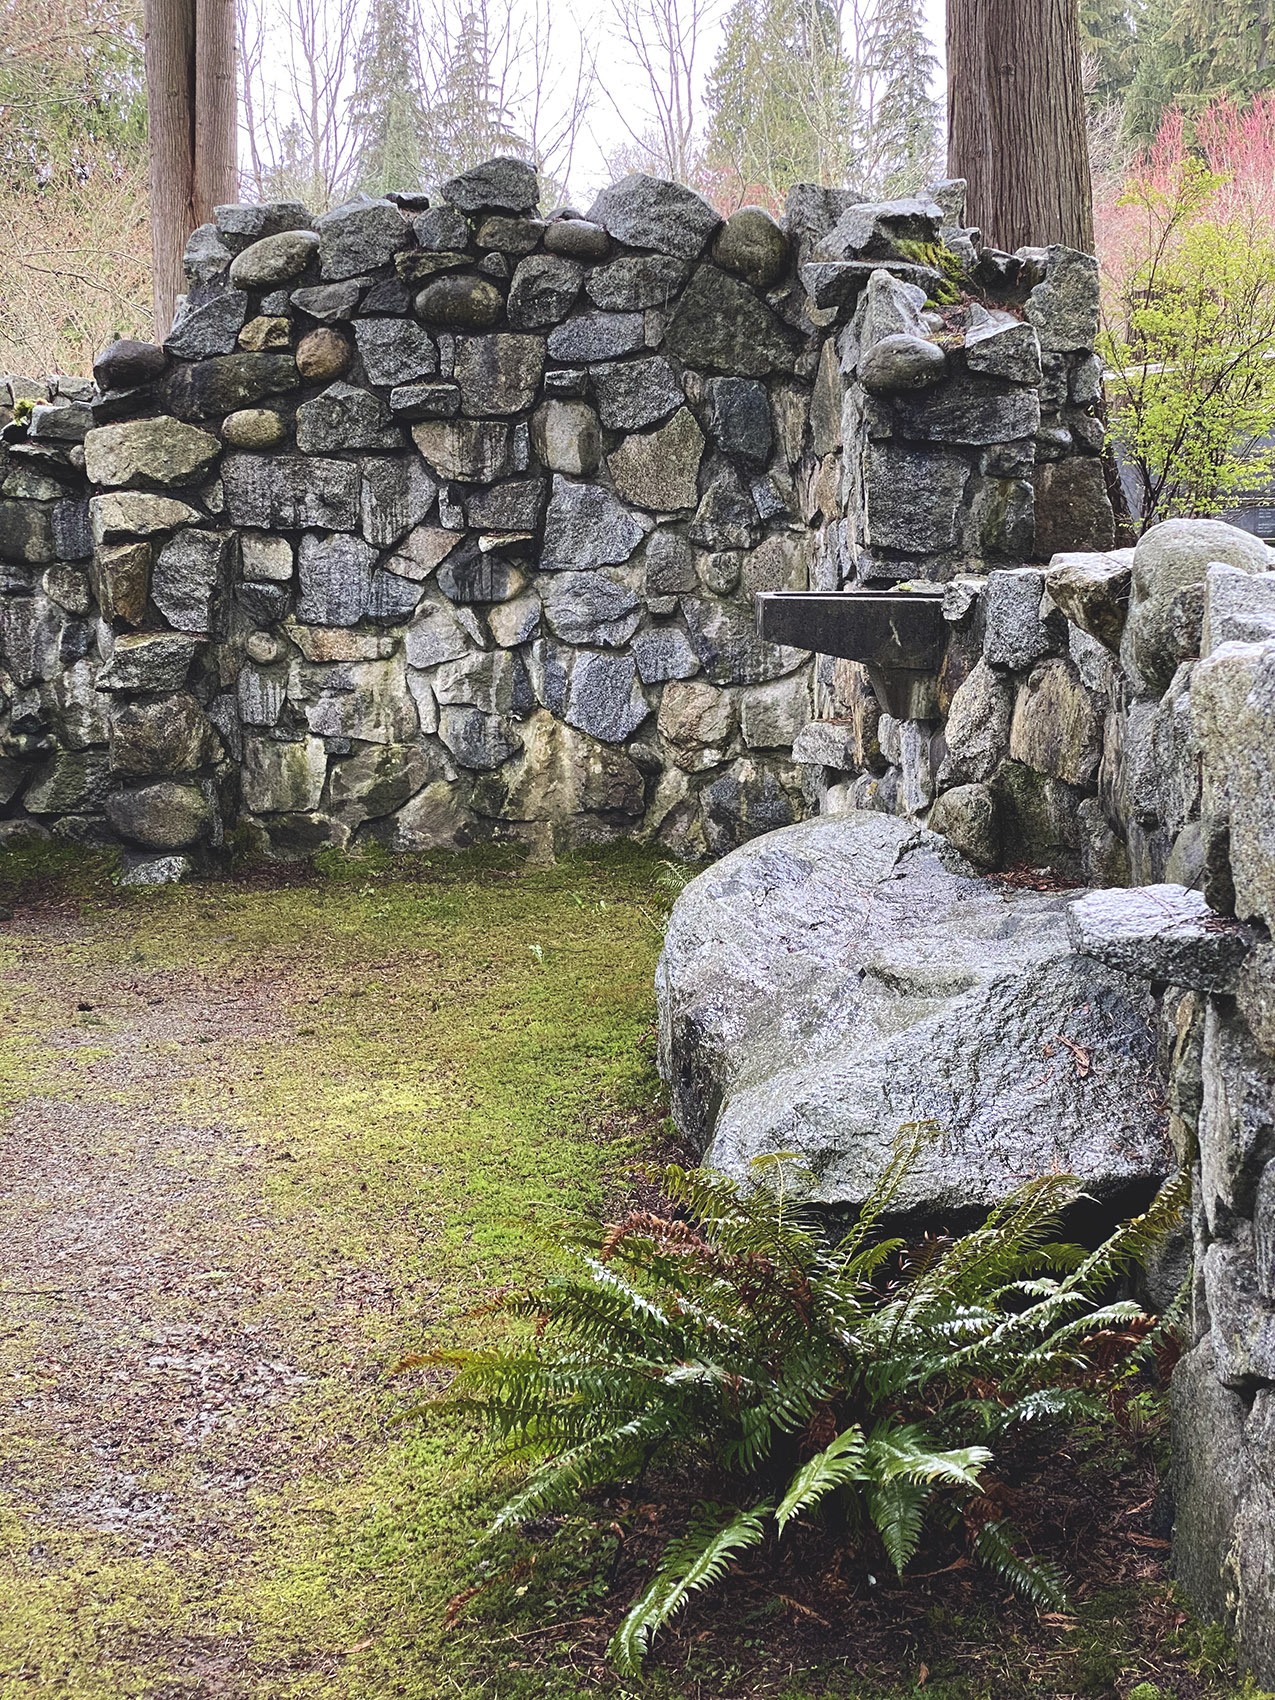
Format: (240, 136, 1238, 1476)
(1, 153, 1273, 1687)
(0, 161, 1111, 878)
(1169, 600, 1275, 1687)
(0, 374, 100, 832)
(796, 513, 1275, 1683)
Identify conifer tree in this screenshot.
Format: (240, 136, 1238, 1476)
(144, 0, 236, 338)
(948, 0, 1093, 253)
(1079, 0, 1139, 107)
(1126, 0, 1274, 142)
(704, 0, 859, 207)
(419, 7, 529, 181)
(0, 0, 147, 188)
(861, 0, 942, 196)
(348, 0, 428, 195)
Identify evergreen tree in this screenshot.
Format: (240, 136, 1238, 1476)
(861, 0, 942, 197)
(1126, 0, 1275, 143)
(1079, 0, 1139, 108)
(419, 8, 530, 183)
(948, 0, 1094, 252)
(348, 0, 429, 196)
(704, 0, 860, 208)
(0, 0, 146, 189)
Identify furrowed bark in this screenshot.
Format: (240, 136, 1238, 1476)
(145, 0, 197, 340)
(194, 0, 240, 227)
(947, 0, 1094, 255)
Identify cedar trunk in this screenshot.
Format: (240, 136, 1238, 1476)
(144, 0, 237, 341)
(947, 0, 1094, 255)
(193, 0, 239, 225)
(145, 0, 196, 341)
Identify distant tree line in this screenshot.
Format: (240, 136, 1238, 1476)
(701, 0, 942, 209)
(235, 0, 943, 217)
(0, 0, 151, 371)
(1081, 0, 1273, 139)
(238, 0, 595, 212)
(1, 0, 1272, 371)
(4, 0, 1268, 225)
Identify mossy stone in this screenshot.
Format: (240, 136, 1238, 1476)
(222, 408, 288, 449)
(414, 275, 504, 329)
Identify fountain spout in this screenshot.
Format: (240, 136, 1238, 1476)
(754, 587, 948, 719)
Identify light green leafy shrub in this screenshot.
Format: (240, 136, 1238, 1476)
(1101, 158, 1275, 529)
(416, 1130, 1187, 1674)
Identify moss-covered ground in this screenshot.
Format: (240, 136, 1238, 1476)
(0, 841, 673, 1699)
(0, 841, 1267, 1700)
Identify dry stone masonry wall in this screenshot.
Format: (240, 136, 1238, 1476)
(0, 161, 1110, 879)
(2, 155, 1274, 1687)
(787, 515, 1275, 1683)
(799, 521, 1274, 890)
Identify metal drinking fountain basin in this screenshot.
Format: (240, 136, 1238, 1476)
(754, 587, 949, 720)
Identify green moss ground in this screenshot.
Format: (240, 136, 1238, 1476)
(0, 841, 1267, 1700)
(0, 843, 670, 1699)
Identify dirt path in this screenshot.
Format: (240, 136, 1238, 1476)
(6, 957, 342, 1688)
(0, 855, 665, 1699)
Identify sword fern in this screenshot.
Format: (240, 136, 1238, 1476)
(416, 1132, 1186, 1673)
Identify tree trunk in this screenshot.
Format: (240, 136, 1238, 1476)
(193, 0, 239, 225)
(145, 0, 237, 341)
(947, 0, 1094, 255)
(145, 0, 196, 340)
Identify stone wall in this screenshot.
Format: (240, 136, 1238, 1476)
(0, 161, 1111, 879)
(799, 521, 1275, 893)
(1166, 594, 1275, 1689)
(792, 515, 1275, 1683)
(0, 374, 99, 832)
(2, 155, 1273, 1683)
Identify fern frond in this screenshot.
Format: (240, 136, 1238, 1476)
(833, 1121, 939, 1261)
(970, 1386, 1105, 1436)
(728, 1352, 838, 1473)
(910, 1175, 1081, 1310)
(1023, 1299, 1150, 1370)
(1009, 1277, 1071, 1300)
(607, 1502, 771, 1674)
(662, 1161, 819, 1263)
(775, 1425, 867, 1534)
(973, 1519, 1070, 1611)
(416, 1142, 1172, 1659)
(866, 1423, 991, 1491)
(1057, 1170, 1190, 1300)
(867, 1476, 930, 1574)
(819, 1238, 903, 1295)
(944, 1290, 1144, 1381)
(490, 1412, 667, 1532)
(1124, 1272, 1191, 1377)
(531, 1269, 689, 1355)
(1034, 1240, 1090, 1272)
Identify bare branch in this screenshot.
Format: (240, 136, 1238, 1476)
(606, 0, 720, 182)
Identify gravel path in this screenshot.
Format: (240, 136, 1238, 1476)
(0, 905, 414, 1695)
(0, 856, 666, 1699)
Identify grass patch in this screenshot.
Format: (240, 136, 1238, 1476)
(0, 842, 1269, 1700)
(0, 844, 672, 1698)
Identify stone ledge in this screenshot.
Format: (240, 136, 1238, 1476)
(1067, 883, 1255, 992)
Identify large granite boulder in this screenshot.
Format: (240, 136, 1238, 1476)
(657, 811, 1172, 1218)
